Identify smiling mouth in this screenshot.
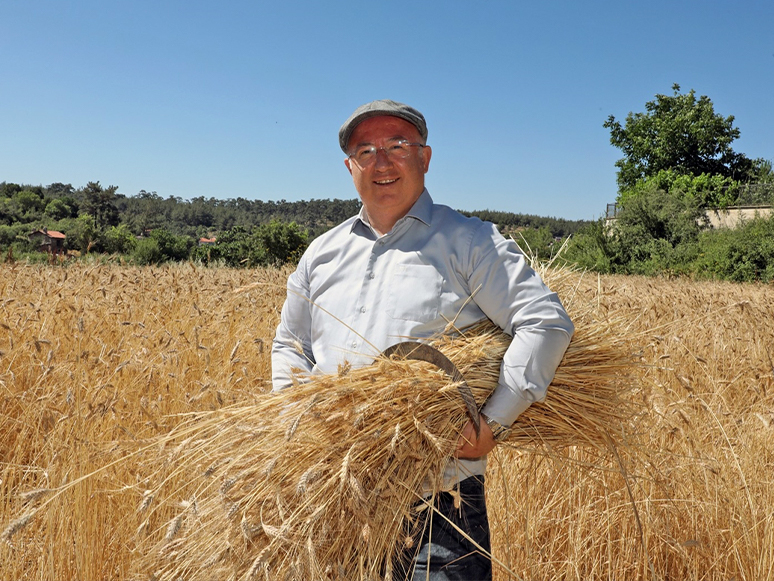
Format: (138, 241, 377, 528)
(374, 178, 398, 185)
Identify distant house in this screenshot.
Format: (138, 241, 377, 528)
(28, 229, 66, 253)
(198, 236, 217, 246)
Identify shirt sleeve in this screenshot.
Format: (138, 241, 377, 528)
(465, 223, 574, 426)
(271, 253, 316, 391)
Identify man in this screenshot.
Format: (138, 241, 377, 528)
(272, 99, 574, 580)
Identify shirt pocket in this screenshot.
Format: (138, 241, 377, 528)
(385, 264, 443, 322)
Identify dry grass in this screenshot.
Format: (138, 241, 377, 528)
(0, 262, 286, 579)
(488, 274, 774, 580)
(1, 261, 773, 580)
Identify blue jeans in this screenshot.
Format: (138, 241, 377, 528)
(397, 475, 492, 581)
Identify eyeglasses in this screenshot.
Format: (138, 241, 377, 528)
(348, 140, 425, 166)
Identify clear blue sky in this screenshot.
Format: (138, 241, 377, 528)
(1, 0, 772, 221)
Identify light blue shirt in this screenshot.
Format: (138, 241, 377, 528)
(272, 190, 574, 484)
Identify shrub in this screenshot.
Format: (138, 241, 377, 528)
(562, 220, 614, 273)
(58, 214, 100, 253)
(0, 223, 32, 248)
(192, 222, 308, 268)
(132, 237, 163, 265)
(103, 224, 137, 255)
(693, 216, 774, 282)
(150, 229, 195, 262)
(610, 184, 703, 274)
(254, 220, 308, 265)
(512, 226, 556, 262)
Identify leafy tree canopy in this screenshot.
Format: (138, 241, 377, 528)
(618, 170, 740, 209)
(82, 181, 120, 230)
(44, 197, 79, 220)
(192, 221, 308, 268)
(604, 84, 768, 194)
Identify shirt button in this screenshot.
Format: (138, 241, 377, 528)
(351, 341, 358, 348)
(360, 307, 366, 313)
(369, 273, 375, 279)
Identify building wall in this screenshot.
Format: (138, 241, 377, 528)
(605, 205, 773, 231)
(704, 206, 773, 229)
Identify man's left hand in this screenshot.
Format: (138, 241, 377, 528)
(455, 419, 497, 459)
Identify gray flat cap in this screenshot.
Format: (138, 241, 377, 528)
(338, 99, 428, 152)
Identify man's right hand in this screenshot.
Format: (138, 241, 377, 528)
(455, 419, 497, 459)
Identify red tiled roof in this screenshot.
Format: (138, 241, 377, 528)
(31, 229, 66, 239)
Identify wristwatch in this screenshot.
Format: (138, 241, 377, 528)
(481, 414, 512, 442)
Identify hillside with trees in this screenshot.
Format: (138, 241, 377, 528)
(0, 180, 586, 266)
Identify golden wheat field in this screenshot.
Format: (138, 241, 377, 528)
(1, 261, 773, 580)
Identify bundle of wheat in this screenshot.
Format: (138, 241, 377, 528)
(131, 264, 636, 581)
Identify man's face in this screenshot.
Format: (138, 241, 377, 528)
(344, 116, 432, 231)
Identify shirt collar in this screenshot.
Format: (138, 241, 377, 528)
(351, 189, 433, 234)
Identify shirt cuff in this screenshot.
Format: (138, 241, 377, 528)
(480, 385, 533, 427)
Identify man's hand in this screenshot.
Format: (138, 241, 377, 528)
(455, 419, 497, 459)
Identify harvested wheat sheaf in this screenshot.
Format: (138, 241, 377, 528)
(135, 265, 636, 581)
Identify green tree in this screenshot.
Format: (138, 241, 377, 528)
(604, 84, 765, 194)
(193, 226, 263, 267)
(192, 221, 308, 267)
(0, 223, 31, 249)
(133, 237, 163, 265)
(612, 184, 703, 274)
(103, 224, 137, 255)
(0, 182, 23, 198)
(561, 220, 613, 273)
(512, 226, 556, 262)
(14, 190, 46, 220)
(0, 197, 20, 225)
(752, 159, 774, 184)
(130, 230, 194, 265)
(148, 229, 195, 262)
(65, 214, 100, 253)
(46, 182, 75, 197)
(44, 197, 79, 220)
(131, 190, 167, 233)
(566, 184, 703, 276)
(81, 181, 119, 230)
(254, 220, 308, 264)
(0, 225, 16, 247)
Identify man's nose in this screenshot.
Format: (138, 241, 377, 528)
(373, 147, 394, 169)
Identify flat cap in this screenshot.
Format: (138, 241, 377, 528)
(338, 99, 428, 152)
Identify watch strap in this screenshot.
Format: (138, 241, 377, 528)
(482, 414, 512, 442)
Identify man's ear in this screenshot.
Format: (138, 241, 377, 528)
(422, 145, 432, 173)
(344, 157, 353, 175)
